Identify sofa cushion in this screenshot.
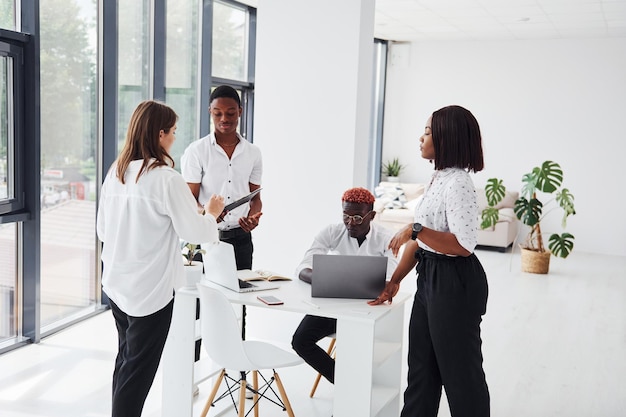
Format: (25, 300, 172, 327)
(497, 207, 516, 223)
(400, 183, 425, 201)
(375, 184, 407, 209)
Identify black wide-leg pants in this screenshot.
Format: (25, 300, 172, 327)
(109, 297, 174, 417)
(401, 249, 490, 417)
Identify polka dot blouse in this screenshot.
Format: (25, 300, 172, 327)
(414, 167, 479, 254)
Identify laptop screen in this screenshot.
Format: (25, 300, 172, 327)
(311, 254, 387, 299)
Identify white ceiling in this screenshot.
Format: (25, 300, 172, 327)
(375, 0, 626, 41)
(241, 0, 626, 41)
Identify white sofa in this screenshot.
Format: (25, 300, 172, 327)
(373, 181, 425, 231)
(475, 188, 519, 252)
(373, 182, 518, 252)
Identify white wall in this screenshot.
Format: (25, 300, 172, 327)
(383, 38, 626, 257)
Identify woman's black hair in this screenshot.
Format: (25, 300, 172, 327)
(431, 105, 484, 173)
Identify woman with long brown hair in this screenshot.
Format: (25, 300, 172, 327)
(97, 100, 224, 417)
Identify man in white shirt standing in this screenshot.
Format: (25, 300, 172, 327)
(181, 85, 263, 393)
(181, 85, 262, 270)
(291, 187, 398, 384)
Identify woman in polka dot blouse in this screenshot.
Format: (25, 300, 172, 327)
(370, 105, 490, 417)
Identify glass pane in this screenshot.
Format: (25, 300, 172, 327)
(212, 1, 247, 81)
(166, 0, 199, 170)
(0, 222, 17, 343)
(118, 0, 151, 153)
(0, 56, 12, 201)
(39, 0, 98, 328)
(0, 0, 16, 30)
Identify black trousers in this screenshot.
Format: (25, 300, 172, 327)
(401, 249, 490, 417)
(195, 229, 253, 360)
(291, 315, 337, 383)
(109, 296, 174, 417)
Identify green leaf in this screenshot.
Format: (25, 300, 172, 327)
(548, 233, 575, 258)
(520, 171, 538, 200)
(514, 197, 542, 226)
(481, 207, 501, 229)
(536, 160, 563, 193)
(556, 188, 576, 227)
(484, 178, 506, 207)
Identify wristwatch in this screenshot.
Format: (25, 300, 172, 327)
(411, 222, 423, 240)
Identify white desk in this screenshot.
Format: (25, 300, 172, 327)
(161, 279, 411, 417)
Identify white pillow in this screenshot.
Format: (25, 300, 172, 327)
(375, 185, 407, 209)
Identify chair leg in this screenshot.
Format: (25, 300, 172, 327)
(309, 373, 323, 398)
(309, 337, 336, 398)
(274, 371, 296, 417)
(253, 370, 259, 417)
(201, 369, 225, 417)
(238, 379, 247, 417)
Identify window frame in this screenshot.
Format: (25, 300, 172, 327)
(0, 30, 26, 219)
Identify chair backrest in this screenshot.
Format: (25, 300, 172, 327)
(196, 283, 255, 371)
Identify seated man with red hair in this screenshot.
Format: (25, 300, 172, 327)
(291, 187, 398, 384)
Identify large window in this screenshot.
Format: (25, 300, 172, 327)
(209, 1, 256, 142)
(212, 0, 249, 82)
(0, 222, 17, 344)
(0, 31, 26, 348)
(369, 39, 388, 189)
(0, 54, 13, 205)
(0, 54, 14, 344)
(0, 1, 16, 31)
(1, 0, 259, 353)
(39, 0, 99, 331)
(118, 0, 151, 154)
(165, 0, 200, 168)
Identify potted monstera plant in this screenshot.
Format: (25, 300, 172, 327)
(481, 160, 576, 274)
(181, 242, 205, 288)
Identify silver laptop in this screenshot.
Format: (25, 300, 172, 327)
(202, 241, 279, 293)
(311, 254, 388, 299)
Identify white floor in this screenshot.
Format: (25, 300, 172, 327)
(0, 249, 625, 417)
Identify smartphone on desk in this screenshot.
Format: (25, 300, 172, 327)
(257, 295, 283, 305)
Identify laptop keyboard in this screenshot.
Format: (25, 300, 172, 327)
(238, 279, 254, 289)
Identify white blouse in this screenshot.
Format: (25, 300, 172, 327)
(97, 160, 220, 317)
(414, 167, 479, 254)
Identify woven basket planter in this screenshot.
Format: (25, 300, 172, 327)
(520, 246, 551, 274)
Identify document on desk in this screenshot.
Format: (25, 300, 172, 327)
(237, 269, 292, 282)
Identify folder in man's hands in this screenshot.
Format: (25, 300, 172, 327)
(222, 188, 262, 213)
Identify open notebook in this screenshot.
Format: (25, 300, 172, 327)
(236, 269, 292, 282)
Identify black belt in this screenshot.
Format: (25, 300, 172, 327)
(219, 228, 250, 239)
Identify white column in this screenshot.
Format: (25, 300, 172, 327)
(252, 0, 376, 274)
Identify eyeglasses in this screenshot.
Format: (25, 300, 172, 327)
(342, 211, 373, 225)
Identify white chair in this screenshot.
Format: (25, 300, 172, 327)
(197, 283, 303, 417)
